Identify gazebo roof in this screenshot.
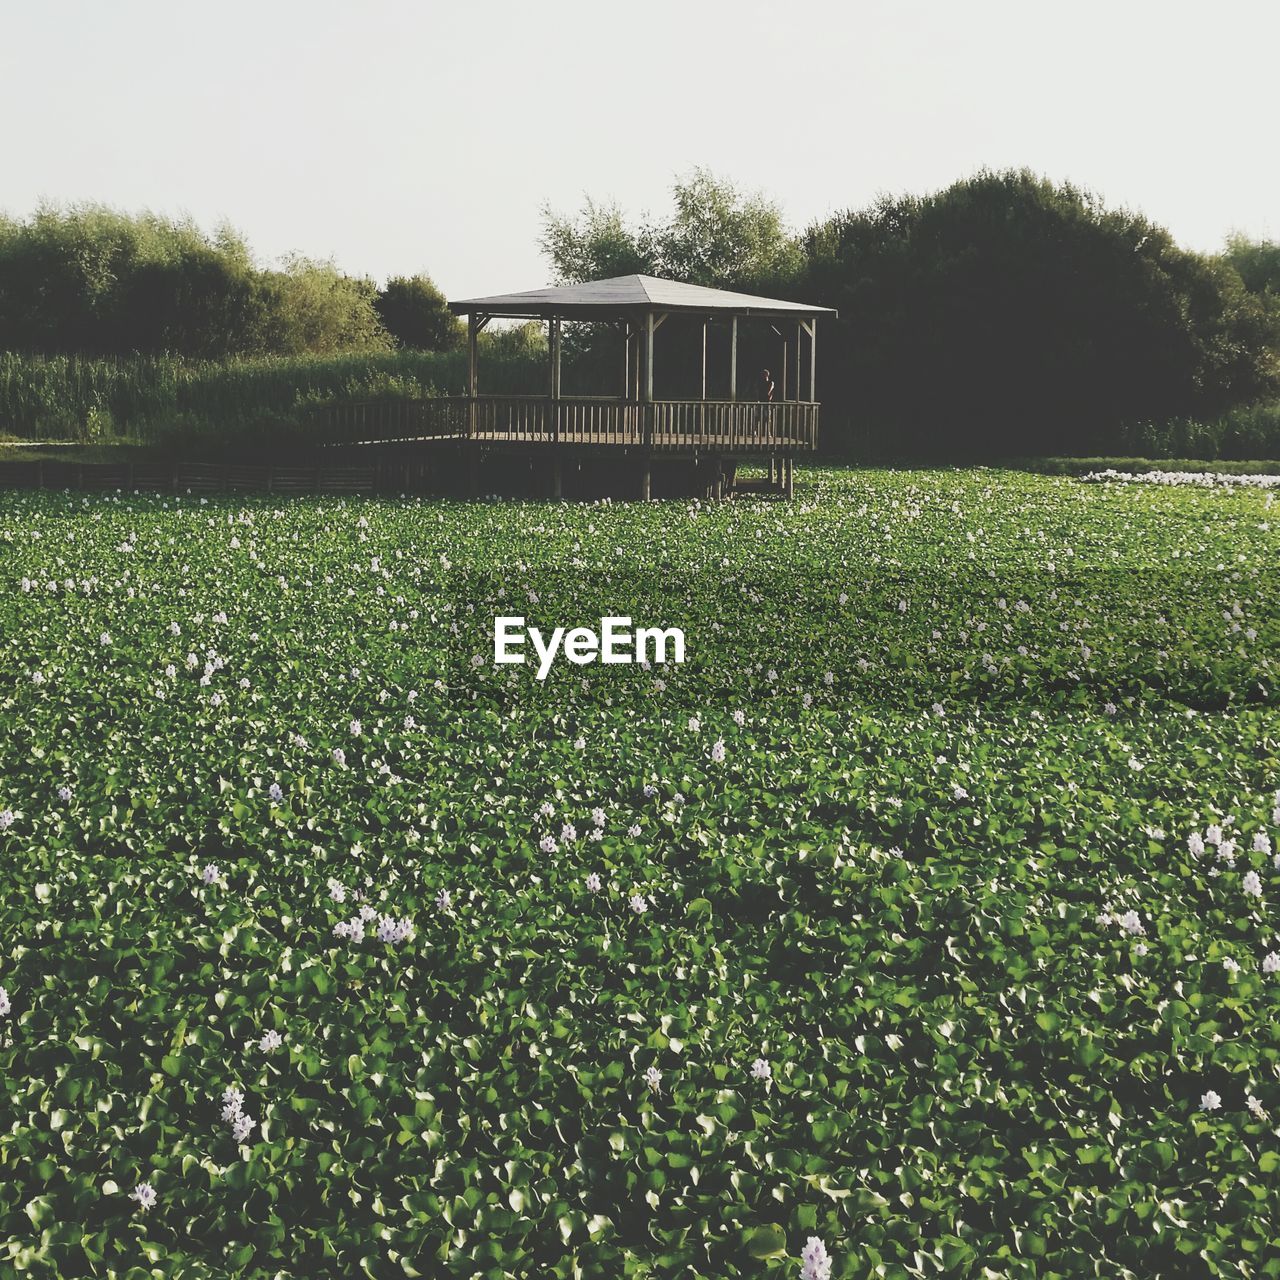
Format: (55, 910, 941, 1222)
(449, 274, 837, 320)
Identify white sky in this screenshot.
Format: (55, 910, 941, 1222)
(3, 0, 1276, 299)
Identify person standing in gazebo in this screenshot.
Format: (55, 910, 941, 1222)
(757, 368, 775, 441)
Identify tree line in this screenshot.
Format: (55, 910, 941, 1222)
(2, 176, 1279, 457)
(541, 169, 1280, 458)
(0, 205, 461, 361)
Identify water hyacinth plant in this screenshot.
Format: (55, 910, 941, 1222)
(0, 467, 1279, 1275)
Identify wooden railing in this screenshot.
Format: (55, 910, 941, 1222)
(649, 400, 817, 449)
(320, 397, 818, 450)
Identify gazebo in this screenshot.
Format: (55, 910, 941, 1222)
(332, 274, 836, 499)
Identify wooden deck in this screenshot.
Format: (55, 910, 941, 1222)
(317, 396, 819, 454)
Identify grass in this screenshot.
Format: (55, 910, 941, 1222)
(0, 348, 548, 446)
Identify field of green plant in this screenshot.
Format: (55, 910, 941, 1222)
(2, 468, 1280, 1278)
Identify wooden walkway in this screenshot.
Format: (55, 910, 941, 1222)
(315, 396, 819, 454)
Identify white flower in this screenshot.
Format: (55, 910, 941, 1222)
(732, 709, 745, 726)
(585, 872, 602, 894)
(259, 1029, 283, 1052)
(1243, 871, 1263, 898)
(539, 835, 558, 854)
(687, 717, 701, 733)
(800, 1236, 832, 1280)
(349, 719, 362, 738)
(573, 736, 586, 750)
(1253, 832, 1272, 855)
(1117, 910, 1145, 936)
(629, 894, 648, 915)
(232, 1112, 255, 1143)
(435, 887, 451, 911)
(1223, 957, 1241, 974)
(201, 864, 219, 885)
(561, 822, 578, 842)
(627, 824, 641, 838)
(1248, 1095, 1267, 1119)
(0, 986, 10, 1017)
(131, 1182, 157, 1211)
(268, 782, 283, 803)
(100, 632, 112, 646)
(538, 801, 555, 819)
(591, 807, 606, 829)
(1263, 952, 1280, 974)
(750, 1057, 771, 1082)
(1200, 1090, 1222, 1112)
(1206, 824, 1224, 847)
(331, 748, 346, 766)
(1188, 832, 1205, 857)
(57, 785, 73, 803)
(643, 1064, 662, 1093)
(710, 737, 726, 764)
(952, 783, 969, 800)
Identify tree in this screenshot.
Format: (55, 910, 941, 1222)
(253, 256, 391, 357)
(0, 204, 393, 359)
(539, 168, 802, 290)
(657, 169, 802, 291)
(1224, 234, 1280, 307)
(538, 198, 659, 284)
(800, 170, 1280, 458)
(374, 275, 462, 351)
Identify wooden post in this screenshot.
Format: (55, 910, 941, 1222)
(622, 323, 631, 399)
(640, 311, 655, 499)
(701, 319, 707, 400)
(729, 316, 738, 402)
(550, 317, 562, 446)
(644, 312, 655, 404)
(467, 314, 479, 439)
(795, 321, 802, 403)
(808, 319, 817, 402)
(781, 338, 788, 401)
